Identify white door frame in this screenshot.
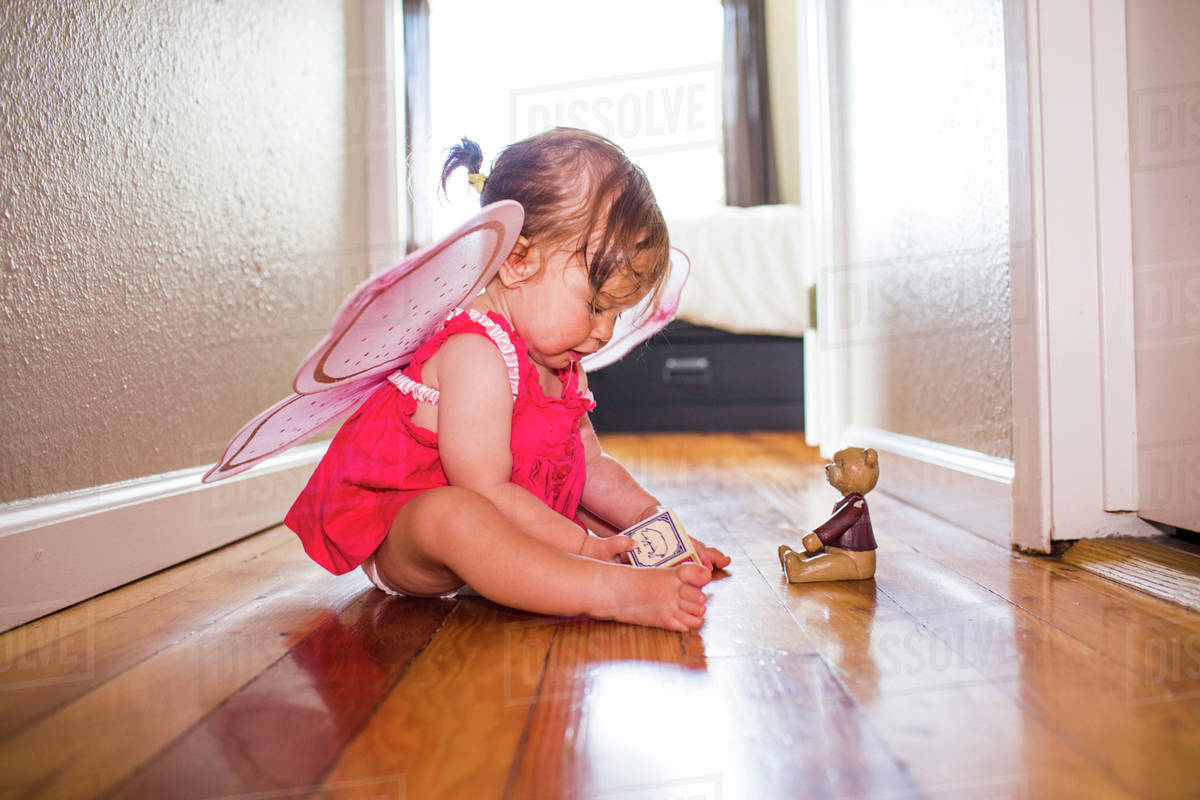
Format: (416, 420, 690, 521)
(363, 0, 406, 274)
(1010, 0, 1155, 550)
(799, 0, 844, 458)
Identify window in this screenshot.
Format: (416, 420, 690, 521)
(426, 0, 724, 239)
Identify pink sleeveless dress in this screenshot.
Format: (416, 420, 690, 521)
(284, 308, 596, 577)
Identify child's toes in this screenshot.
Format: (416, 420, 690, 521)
(676, 562, 711, 588)
(704, 546, 731, 569)
(679, 599, 706, 617)
(679, 584, 706, 605)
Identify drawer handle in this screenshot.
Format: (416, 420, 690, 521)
(662, 356, 713, 385)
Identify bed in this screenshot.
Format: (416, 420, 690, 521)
(586, 204, 812, 432)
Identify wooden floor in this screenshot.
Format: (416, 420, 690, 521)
(3, 433, 1200, 800)
(1062, 537, 1200, 613)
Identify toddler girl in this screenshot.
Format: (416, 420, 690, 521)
(285, 128, 730, 631)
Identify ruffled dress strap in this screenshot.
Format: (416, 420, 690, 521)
(559, 363, 597, 411)
(385, 308, 522, 404)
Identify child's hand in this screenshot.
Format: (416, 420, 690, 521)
(691, 537, 732, 571)
(580, 532, 636, 563)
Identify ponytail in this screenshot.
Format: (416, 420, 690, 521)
(440, 137, 484, 198)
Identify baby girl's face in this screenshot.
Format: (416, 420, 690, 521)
(513, 243, 646, 372)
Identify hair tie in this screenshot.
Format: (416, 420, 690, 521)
(467, 172, 487, 194)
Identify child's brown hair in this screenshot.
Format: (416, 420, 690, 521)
(440, 128, 670, 309)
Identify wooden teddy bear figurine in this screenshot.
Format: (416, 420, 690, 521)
(778, 447, 879, 583)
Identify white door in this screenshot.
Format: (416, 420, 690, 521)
(1127, 0, 1200, 533)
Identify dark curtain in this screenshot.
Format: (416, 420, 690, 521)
(722, 0, 780, 206)
(402, 0, 431, 251)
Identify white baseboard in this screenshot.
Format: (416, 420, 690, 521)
(844, 426, 1014, 547)
(0, 443, 327, 633)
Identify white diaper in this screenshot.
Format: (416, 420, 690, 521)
(359, 552, 475, 598)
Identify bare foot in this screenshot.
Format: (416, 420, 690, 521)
(591, 562, 711, 631)
(580, 533, 636, 563)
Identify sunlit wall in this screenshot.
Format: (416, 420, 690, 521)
(836, 0, 1012, 458)
(0, 0, 370, 503)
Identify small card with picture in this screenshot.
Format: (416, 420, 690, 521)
(619, 509, 702, 568)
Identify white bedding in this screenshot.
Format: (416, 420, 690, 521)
(666, 204, 810, 337)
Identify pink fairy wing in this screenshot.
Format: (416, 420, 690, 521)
(203, 201, 524, 484)
(201, 376, 378, 483)
(293, 200, 524, 393)
(582, 247, 691, 372)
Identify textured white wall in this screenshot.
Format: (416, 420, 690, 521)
(836, 0, 1012, 459)
(0, 0, 370, 503)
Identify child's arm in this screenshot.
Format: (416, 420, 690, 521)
(577, 414, 660, 530)
(433, 333, 605, 556)
(576, 371, 732, 570)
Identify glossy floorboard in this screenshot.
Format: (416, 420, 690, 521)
(2, 433, 1198, 799)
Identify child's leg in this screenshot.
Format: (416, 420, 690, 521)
(373, 487, 711, 631)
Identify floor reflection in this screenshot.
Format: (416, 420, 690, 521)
(783, 578, 883, 701)
(117, 589, 453, 799)
(554, 575, 921, 800)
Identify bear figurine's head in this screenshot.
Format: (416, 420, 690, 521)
(824, 447, 879, 497)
